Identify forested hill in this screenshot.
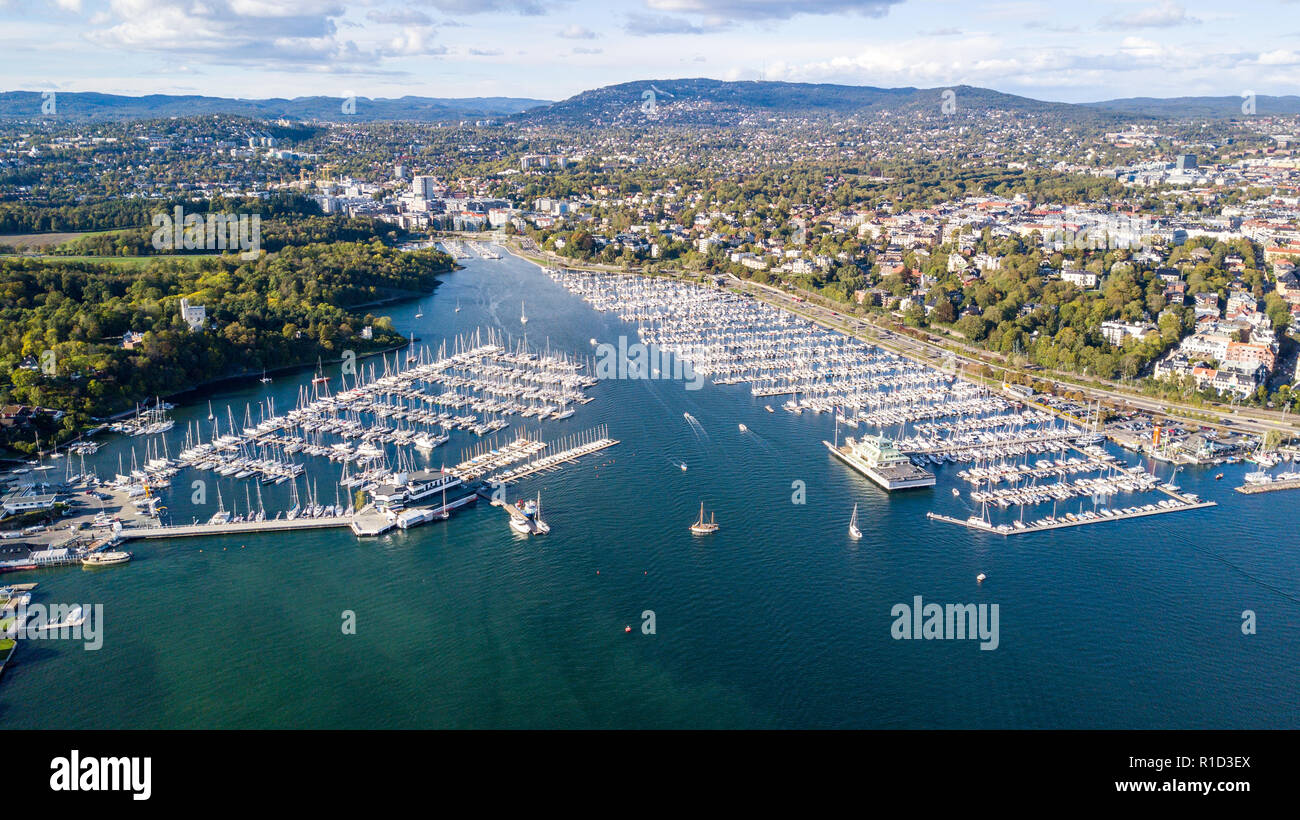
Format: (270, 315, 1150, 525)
(0, 242, 455, 451)
(0, 92, 551, 122)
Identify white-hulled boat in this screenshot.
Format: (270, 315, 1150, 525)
(689, 502, 718, 535)
(83, 551, 132, 568)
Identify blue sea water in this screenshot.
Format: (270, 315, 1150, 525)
(1, 250, 1296, 729)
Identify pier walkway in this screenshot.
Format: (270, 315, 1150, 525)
(491, 437, 619, 483)
(118, 516, 352, 541)
(926, 494, 1216, 537)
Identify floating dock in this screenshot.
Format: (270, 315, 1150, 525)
(492, 435, 619, 483)
(926, 493, 1216, 536)
(118, 496, 476, 541)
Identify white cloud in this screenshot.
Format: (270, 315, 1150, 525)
(644, 0, 900, 19)
(1258, 49, 1300, 66)
(558, 24, 597, 39)
(1100, 1, 1197, 30)
(387, 28, 447, 57)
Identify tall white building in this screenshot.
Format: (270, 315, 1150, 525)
(412, 175, 437, 198)
(179, 298, 206, 332)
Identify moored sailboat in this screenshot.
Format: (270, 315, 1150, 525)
(689, 502, 719, 535)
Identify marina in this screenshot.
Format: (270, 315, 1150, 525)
(0, 243, 1292, 731)
(544, 266, 1214, 538)
(0, 320, 614, 562)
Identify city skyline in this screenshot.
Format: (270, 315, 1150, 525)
(2, 0, 1299, 104)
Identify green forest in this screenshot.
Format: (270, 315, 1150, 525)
(0, 241, 454, 452)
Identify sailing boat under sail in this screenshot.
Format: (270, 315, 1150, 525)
(520, 301, 528, 325)
(848, 503, 862, 539)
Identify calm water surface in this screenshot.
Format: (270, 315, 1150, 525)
(2, 251, 1296, 728)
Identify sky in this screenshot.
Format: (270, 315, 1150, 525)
(1, 0, 1298, 104)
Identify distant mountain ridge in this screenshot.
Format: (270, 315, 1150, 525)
(0, 91, 551, 121)
(3, 82, 1297, 125)
(511, 79, 1300, 126)
(1081, 95, 1300, 117)
(512, 79, 1090, 127)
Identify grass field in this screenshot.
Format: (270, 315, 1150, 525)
(0, 228, 130, 249)
(0, 253, 224, 268)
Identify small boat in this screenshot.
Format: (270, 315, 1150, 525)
(520, 300, 528, 325)
(259, 369, 272, 384)
(738, 423, 748, 433)
(689, 502, 719, 535)
(951, 488, 960, 497)
(509, 513, 533, 535)
(590, 338, 597, 346)
(679, 462, 687, 471)
(31, 604, 85, 629)
(414, 302, 424, 319)
(1214, 473, 1224, 480)
(83, 551, 133, 568)
(976, 573, 986, 583)
(455, 300, 461, 313)
(533, 493, 550, 535)
(509, 496, 547, 535)
(848, 503, 862, 539)
(765, 405, 774, 413)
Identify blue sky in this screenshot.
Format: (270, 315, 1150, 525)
(2, 0, 1298, 103)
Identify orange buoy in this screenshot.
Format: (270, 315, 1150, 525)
(624, 625, 632, 633)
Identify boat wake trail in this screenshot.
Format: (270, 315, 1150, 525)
(484, 296, 502, 330)
(683, 411, 708, 442)
(739, 425, 774, 453)
(1174, 534, 1300, 606)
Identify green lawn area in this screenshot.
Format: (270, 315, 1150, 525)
(0, 253, 224, 268)
(0, 228, 132, 249)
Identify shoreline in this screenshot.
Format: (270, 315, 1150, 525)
(500, 239, 1294, 442)
(3, 285, 440, 460)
